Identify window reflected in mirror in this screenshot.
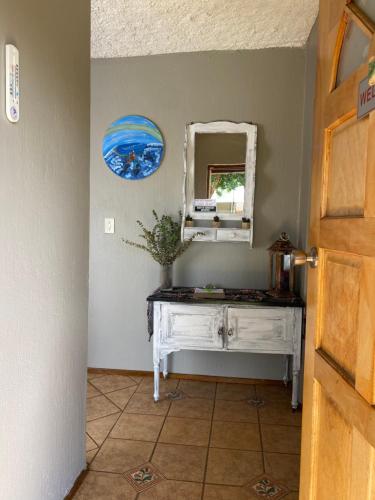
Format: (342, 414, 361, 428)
(208, 164, 245, 214)
(194, 133, 246, 214)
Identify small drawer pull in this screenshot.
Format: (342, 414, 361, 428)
(227, 328, 234, 336)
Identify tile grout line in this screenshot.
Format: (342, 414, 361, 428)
(147, 376, 173, 462)
(85, 378, 144, 475)
(201, 381, 217, 500)
(82, 375, 301, 497)
(132, 378, 175, 500)
(255, 385, 266, 474)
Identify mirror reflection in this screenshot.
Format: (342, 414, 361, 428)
(194, 133, 247, 214)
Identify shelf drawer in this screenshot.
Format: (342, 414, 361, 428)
(184, 227, 216, 241)
(216, 229, 250, 242)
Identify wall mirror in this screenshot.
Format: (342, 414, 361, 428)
(182, 121, 257, 245)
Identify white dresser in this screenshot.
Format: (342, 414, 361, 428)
(149, 290, 304, 409)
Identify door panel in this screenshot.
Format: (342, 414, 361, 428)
(314, 383, 352, 500)
(300, 0, 375, 497)
(318, 250, 361, 383)
(323, 114, 368, 217)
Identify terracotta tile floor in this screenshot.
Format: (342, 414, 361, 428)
(75, 372, 301, 499)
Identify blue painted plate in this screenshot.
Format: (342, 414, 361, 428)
(102, 115, 164, 180)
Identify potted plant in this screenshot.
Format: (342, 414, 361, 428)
(242, 217, 251, 229)
(123, 210, 201, 289)
(212, 215, 221, 228)
(185, 214, 194, 227)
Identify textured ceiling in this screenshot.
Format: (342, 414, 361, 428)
(91, 0, 319, 59)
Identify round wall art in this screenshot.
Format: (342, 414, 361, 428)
(102, 115, 164, 180)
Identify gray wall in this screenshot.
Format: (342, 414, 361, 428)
(0, 2, 90, 499)
(89, 48, 310, 379)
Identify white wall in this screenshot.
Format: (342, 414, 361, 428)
(89, 48, 313, 379)
(0, 1, 90, 499)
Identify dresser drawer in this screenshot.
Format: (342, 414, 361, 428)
(161, 304, 223, 349)
(227, 307, 295, 353)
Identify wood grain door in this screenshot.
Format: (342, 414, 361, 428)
(300, 1, 375, 498)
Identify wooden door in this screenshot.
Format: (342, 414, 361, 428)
(300, 1, 375, 498)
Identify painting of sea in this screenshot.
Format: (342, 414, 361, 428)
(102, 115, 164, 180)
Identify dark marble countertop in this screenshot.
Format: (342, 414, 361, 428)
(147, 287, 305, 308)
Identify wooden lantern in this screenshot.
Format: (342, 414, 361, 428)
(268, 232, 296, 297)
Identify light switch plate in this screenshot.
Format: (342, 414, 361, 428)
(104, 218, 115, 234)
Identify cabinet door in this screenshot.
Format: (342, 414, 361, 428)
(161, 304, 224, 350)
(227, 307, 296, 354)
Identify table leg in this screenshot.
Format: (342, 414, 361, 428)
(283, 355, 290, 386)
(292, 368, 299, 410)
(154, 362, 160, 402)
(162, 354, 168, 379)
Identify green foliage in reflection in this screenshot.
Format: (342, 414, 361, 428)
(212, 173, 245, 196)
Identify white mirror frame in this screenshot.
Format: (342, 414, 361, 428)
(182, 121, 257, 245)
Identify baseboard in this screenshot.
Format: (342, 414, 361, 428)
(88, 367, 283, 386)
(65, 468, 88, 500)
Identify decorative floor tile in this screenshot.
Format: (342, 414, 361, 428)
(124, 462, 165, 493)
(90, 374, 137, 394)
(248, 399, 265, 408)
(166, 390, 186, 400)
(246, 474, 289, 499)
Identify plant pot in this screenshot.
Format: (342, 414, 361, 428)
(212, 222, 221, 228)
(241, 222, 251, 229)
(160, 264, 173, 289)
(185, 220, 194, 227)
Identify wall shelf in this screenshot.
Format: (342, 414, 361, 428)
(183, 226, 252, 243)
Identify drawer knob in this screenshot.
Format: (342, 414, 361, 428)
(227, 328, 234, 336)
